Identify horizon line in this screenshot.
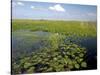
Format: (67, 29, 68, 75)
(12, 18, 97, 22)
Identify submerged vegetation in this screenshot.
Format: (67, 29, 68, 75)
(12, 19, 97, 74)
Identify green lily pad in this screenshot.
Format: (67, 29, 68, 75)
(79, 53, 84, 57)
(75, 64, 80, 69)
(24, 62, 32, 69)
(81, 62, 87, 68)
(77, 58, 83, 63)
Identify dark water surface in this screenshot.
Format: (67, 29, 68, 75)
(80, 37, 97, 69)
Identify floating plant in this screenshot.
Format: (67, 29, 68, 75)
(12, 42, 87, 73)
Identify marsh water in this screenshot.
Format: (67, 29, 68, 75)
(80, 37, 97, 69)
(12, 30, 97, 69)
(12, 30, 52, 59)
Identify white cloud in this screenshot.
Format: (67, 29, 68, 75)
(49, 4, 65, 12)
(30, 6, 35, 9)
(49, 7, 55, 10)
(17, 2, 24, 6)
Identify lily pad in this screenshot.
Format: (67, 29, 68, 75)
(81, 62, 87, 68)
(24, 62, 32, 69)
(75, 64, 80, 69)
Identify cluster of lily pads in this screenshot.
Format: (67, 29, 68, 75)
(12, 38, 87, 74)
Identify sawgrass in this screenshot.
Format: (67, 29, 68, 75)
(12, 19, 97, 37)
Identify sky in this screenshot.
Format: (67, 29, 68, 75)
(12, 1, 97, 21)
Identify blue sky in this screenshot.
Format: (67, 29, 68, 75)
(12, 1, 97, 21)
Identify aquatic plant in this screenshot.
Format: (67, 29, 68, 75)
(12, 42, 87, 74)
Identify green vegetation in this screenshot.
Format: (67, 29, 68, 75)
(12, 19, 96, 37)
(12, 19, 97, 74)
(12, 41, 87, 73)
